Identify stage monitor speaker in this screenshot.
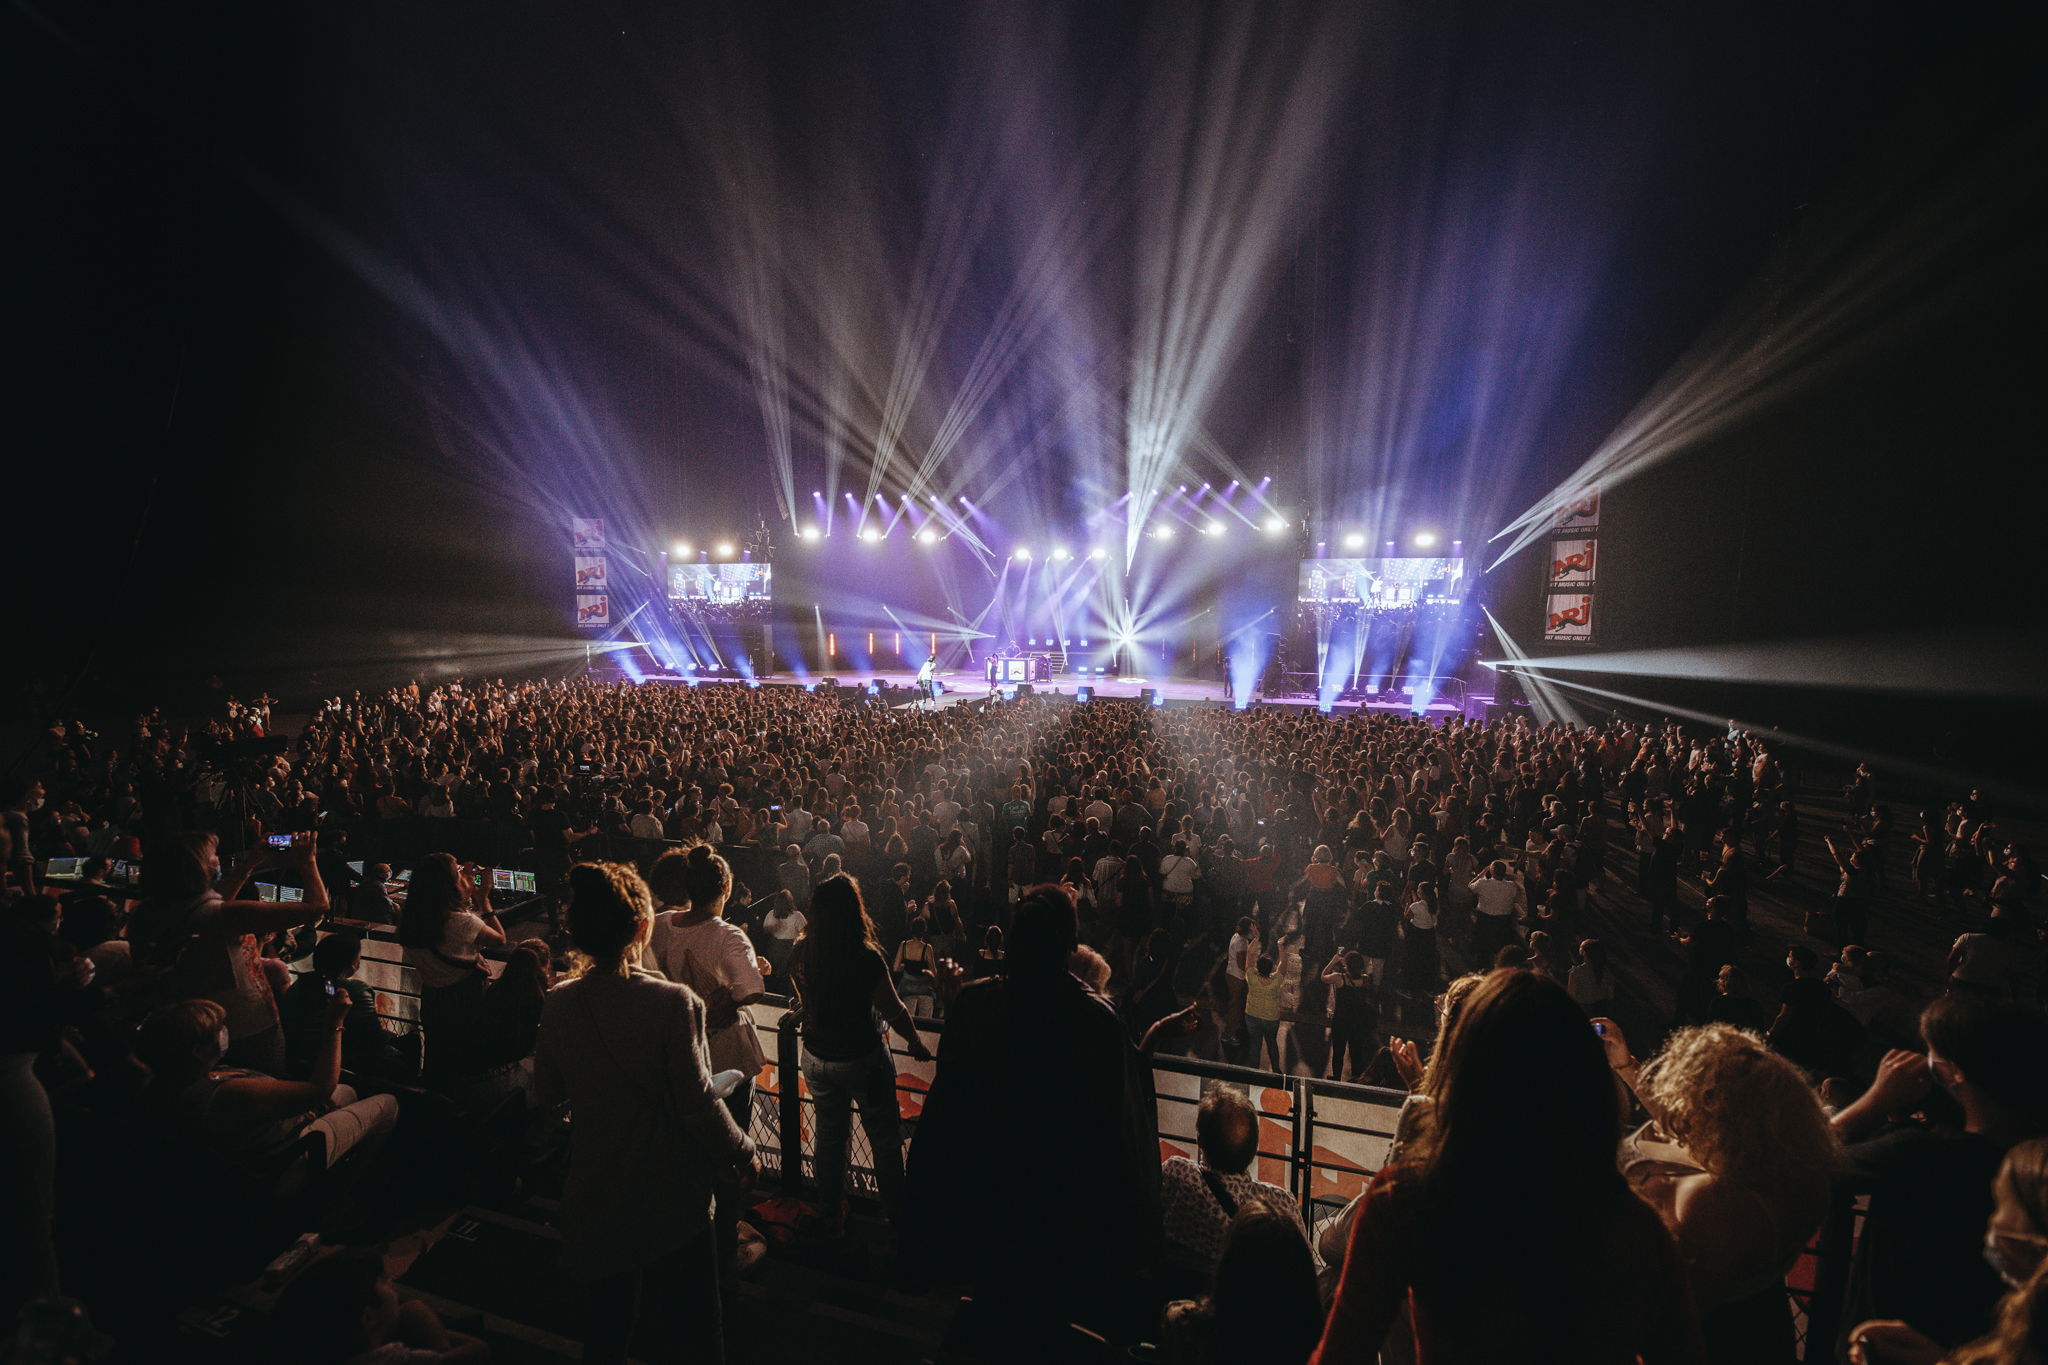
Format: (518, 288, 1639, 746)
(1015, 683, 1033, 697)
(1141, 688, 1157, 706)
(1074, 686, 1093, 703)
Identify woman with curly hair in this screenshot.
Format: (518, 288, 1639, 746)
(1597, 1019, 1842, 1364)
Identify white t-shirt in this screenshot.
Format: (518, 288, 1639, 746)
(1470, 877, 1524, 920)
(1161, 855, 1198, 897)
(646, 912, 766, 1073)
(409, 911, 487, 989)
(1226, 932, 1250, 981)
(1405, 900, 1436, 931)
(766, 909, 807, 943)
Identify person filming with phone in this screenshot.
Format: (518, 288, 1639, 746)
(281, 930, 421, 1083)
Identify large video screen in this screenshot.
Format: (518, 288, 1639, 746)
(668, 563, 772, 604)
(1298, 557, 1465, 606)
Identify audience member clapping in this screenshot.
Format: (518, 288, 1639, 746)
(1600, 1020, 1841, 1362)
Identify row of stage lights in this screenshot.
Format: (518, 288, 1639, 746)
(792, 515, 1293, 557)
(675, 525, 1439, 557)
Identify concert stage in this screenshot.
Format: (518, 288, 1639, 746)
(596, 664, 1483, 717)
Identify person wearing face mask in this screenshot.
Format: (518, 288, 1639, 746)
(1828, 996, 2048, 1362)
(1848, 1136, 2048, 1364)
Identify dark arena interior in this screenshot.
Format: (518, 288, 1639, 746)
(5, 2, 2047, 1363)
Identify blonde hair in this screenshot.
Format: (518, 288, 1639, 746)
(1638, 1024, 1841, 1181)
(136, 999, 228, 1074)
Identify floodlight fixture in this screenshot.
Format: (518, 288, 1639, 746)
(1265, 517, 1286, 533)
(1343, 533, 1366, 550)
(799, 527, 820, 541)
(1014, 547, 1032, 559)
(674, 541, 690, 555)
(1052, 546, 1070, 560)
(715, 542, 734, 557)
(1414, 532, 1438, 548)
(918, 528, 938, 544)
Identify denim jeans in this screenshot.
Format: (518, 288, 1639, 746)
(1244, 1014, 1283, 1073)
(801, 1041, 905, 1220)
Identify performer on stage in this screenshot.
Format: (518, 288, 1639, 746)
(918, 651, 938, 705)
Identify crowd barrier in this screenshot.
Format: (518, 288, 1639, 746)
(294, 926, 1836, 1359)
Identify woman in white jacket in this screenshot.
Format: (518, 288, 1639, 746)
(535, 861, 758, 1365)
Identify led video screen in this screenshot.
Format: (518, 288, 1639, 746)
(1298, 557, 1465, 605)
(668, 562, 772, 604)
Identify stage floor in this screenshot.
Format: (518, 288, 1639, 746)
(734, 668, 1471, 715)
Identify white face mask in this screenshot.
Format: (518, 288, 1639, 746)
(214, 1028, 231, 1066)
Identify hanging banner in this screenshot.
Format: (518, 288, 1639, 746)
(574, 555, 608, 589)
(575, 594, 610, 628)
(1547, 539, 1596, 586)
(1543, 593, 1594, 642)
(1552, 489, 1600, 531)
(571, 518, 606, 550)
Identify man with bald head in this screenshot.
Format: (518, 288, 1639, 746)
(1158, 1081, 1304, 1280)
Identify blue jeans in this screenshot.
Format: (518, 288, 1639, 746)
(1244, 1014, 1283, 1073)
(801, 1041, 905, 1219)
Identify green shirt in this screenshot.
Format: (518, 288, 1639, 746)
(1245, 970, 1282, 1022)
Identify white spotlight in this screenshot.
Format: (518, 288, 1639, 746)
(1014, 547, 1032, 559)
(1205, 523, 1224, 536)
(1090, 547, 1107, 559)
(674, 541, 690, 555)
(1155, 526, 1174, 540)
(1052, 547, 1070, 560)
(1414, 532, 1437, 548)
(918, 528, 937, 544)
(799, 527, 820, 541)
(860, 527, 882, 543)
(1265, 517, 1286, 533)
(715, 542, 734, 557)
(1343, 532, 1366, 550)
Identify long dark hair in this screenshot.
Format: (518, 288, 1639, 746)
(1203, 1197, 1324, 1364)
(798, 874, 880, 965)
(1409, 970, 1630, 1355)
(396, 852, 464, 949)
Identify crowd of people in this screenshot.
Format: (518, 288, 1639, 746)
(1, 673, 2043, 1364)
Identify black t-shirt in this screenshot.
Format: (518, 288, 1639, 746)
(530, 806, 570, 859)
(791, 940, 889, 1062)
(1780, 976, 1831, 1014)
(1838, 1126, 2006, 1358)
